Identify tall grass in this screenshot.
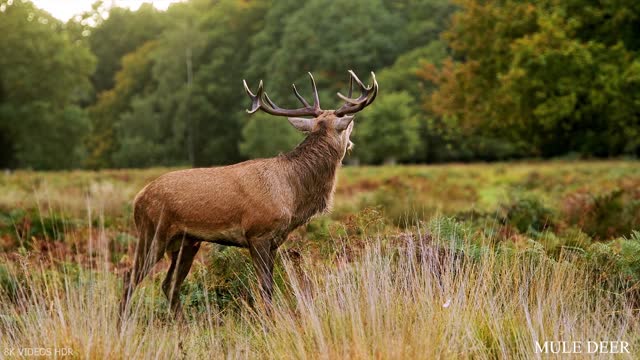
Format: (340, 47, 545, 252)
(1, 222, 637, 359)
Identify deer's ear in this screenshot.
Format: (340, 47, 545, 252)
(288, 117, 314, 132)
(335, 115, 354, 131)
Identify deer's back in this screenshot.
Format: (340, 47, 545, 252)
(133, 159, 295, 246)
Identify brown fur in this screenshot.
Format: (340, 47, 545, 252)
(119, 112, 354, 321)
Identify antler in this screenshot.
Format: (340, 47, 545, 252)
(334, 70, 378, 117)
(243, 72, 322, 117)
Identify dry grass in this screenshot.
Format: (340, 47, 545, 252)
(1, 224, 638, 359)
(1, 161, 639, 358)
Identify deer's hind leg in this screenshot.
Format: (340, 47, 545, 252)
(119, 216, 169, 323)
(162, 236, 201, 320)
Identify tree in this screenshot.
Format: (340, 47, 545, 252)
(0, 0, 95, 169)
(86, 41, 159, 168)
(104, 0, 269, 167)
(87, 3, 167, 94)
(11, 103, 91, 169)
(422, 0, 640, 158)
(64, 0, 109, 45)
(239, 113, 303, 159)
(252, 0, 404, 103)
(112, 95, 171, 167)
(144, 1, 209, 166)
(384, 0, 456, 50)
(376, 42, 453, 162)
(353, 92, 420, 164)
(186, 0, 269, 166)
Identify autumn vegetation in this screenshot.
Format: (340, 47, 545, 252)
(1, 0, 639, 358)
(1, 0, 639, 169)
(1, 162, 639, 358)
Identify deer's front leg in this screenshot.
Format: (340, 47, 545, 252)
(249, 238, 277, 308)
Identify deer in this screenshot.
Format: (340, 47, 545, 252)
(119, 70, 378, 322)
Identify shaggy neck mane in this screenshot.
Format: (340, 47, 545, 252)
(281, 125, 343, 223)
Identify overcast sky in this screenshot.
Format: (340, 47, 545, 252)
(31, 0, 183, 21)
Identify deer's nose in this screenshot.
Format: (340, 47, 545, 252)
(347, 141, 354, 151)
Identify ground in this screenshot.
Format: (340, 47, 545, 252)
(0, 161, 639, 358)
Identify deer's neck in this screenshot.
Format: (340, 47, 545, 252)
(282, 129, 343, 225)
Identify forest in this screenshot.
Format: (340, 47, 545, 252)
(1, 0, 639, 170)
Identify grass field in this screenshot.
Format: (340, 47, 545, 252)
(1, 161, 639, 358)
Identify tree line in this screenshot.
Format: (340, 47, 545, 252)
(0, 0, 638, 170)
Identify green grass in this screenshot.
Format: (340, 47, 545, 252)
(0, 160, 639, 358)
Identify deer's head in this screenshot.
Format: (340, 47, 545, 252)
(243, 71, 378, 159)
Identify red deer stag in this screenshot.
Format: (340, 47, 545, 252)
(119, 70, 378, 321)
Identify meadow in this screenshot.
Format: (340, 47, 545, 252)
(1, 160, 639, 359)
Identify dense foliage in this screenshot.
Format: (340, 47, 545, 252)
(422, 0, 640, 159)
(0, 0, 638, 169)
(0, 0, 95, 169)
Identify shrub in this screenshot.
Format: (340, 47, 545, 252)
(562, 189, 640, 239)
(499, 194, 555, 233)
(304, 215, 333, 242)
(586, 232, 640, 299)
(620, 231, 640, 283)
(426, 216, 471, 245)
(531, 227, 592, 258)
(199, 245, 255, 310)
(361, 177, 434, 226)
(0, 207, 74, 245)
(193, 243, 302, 313)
